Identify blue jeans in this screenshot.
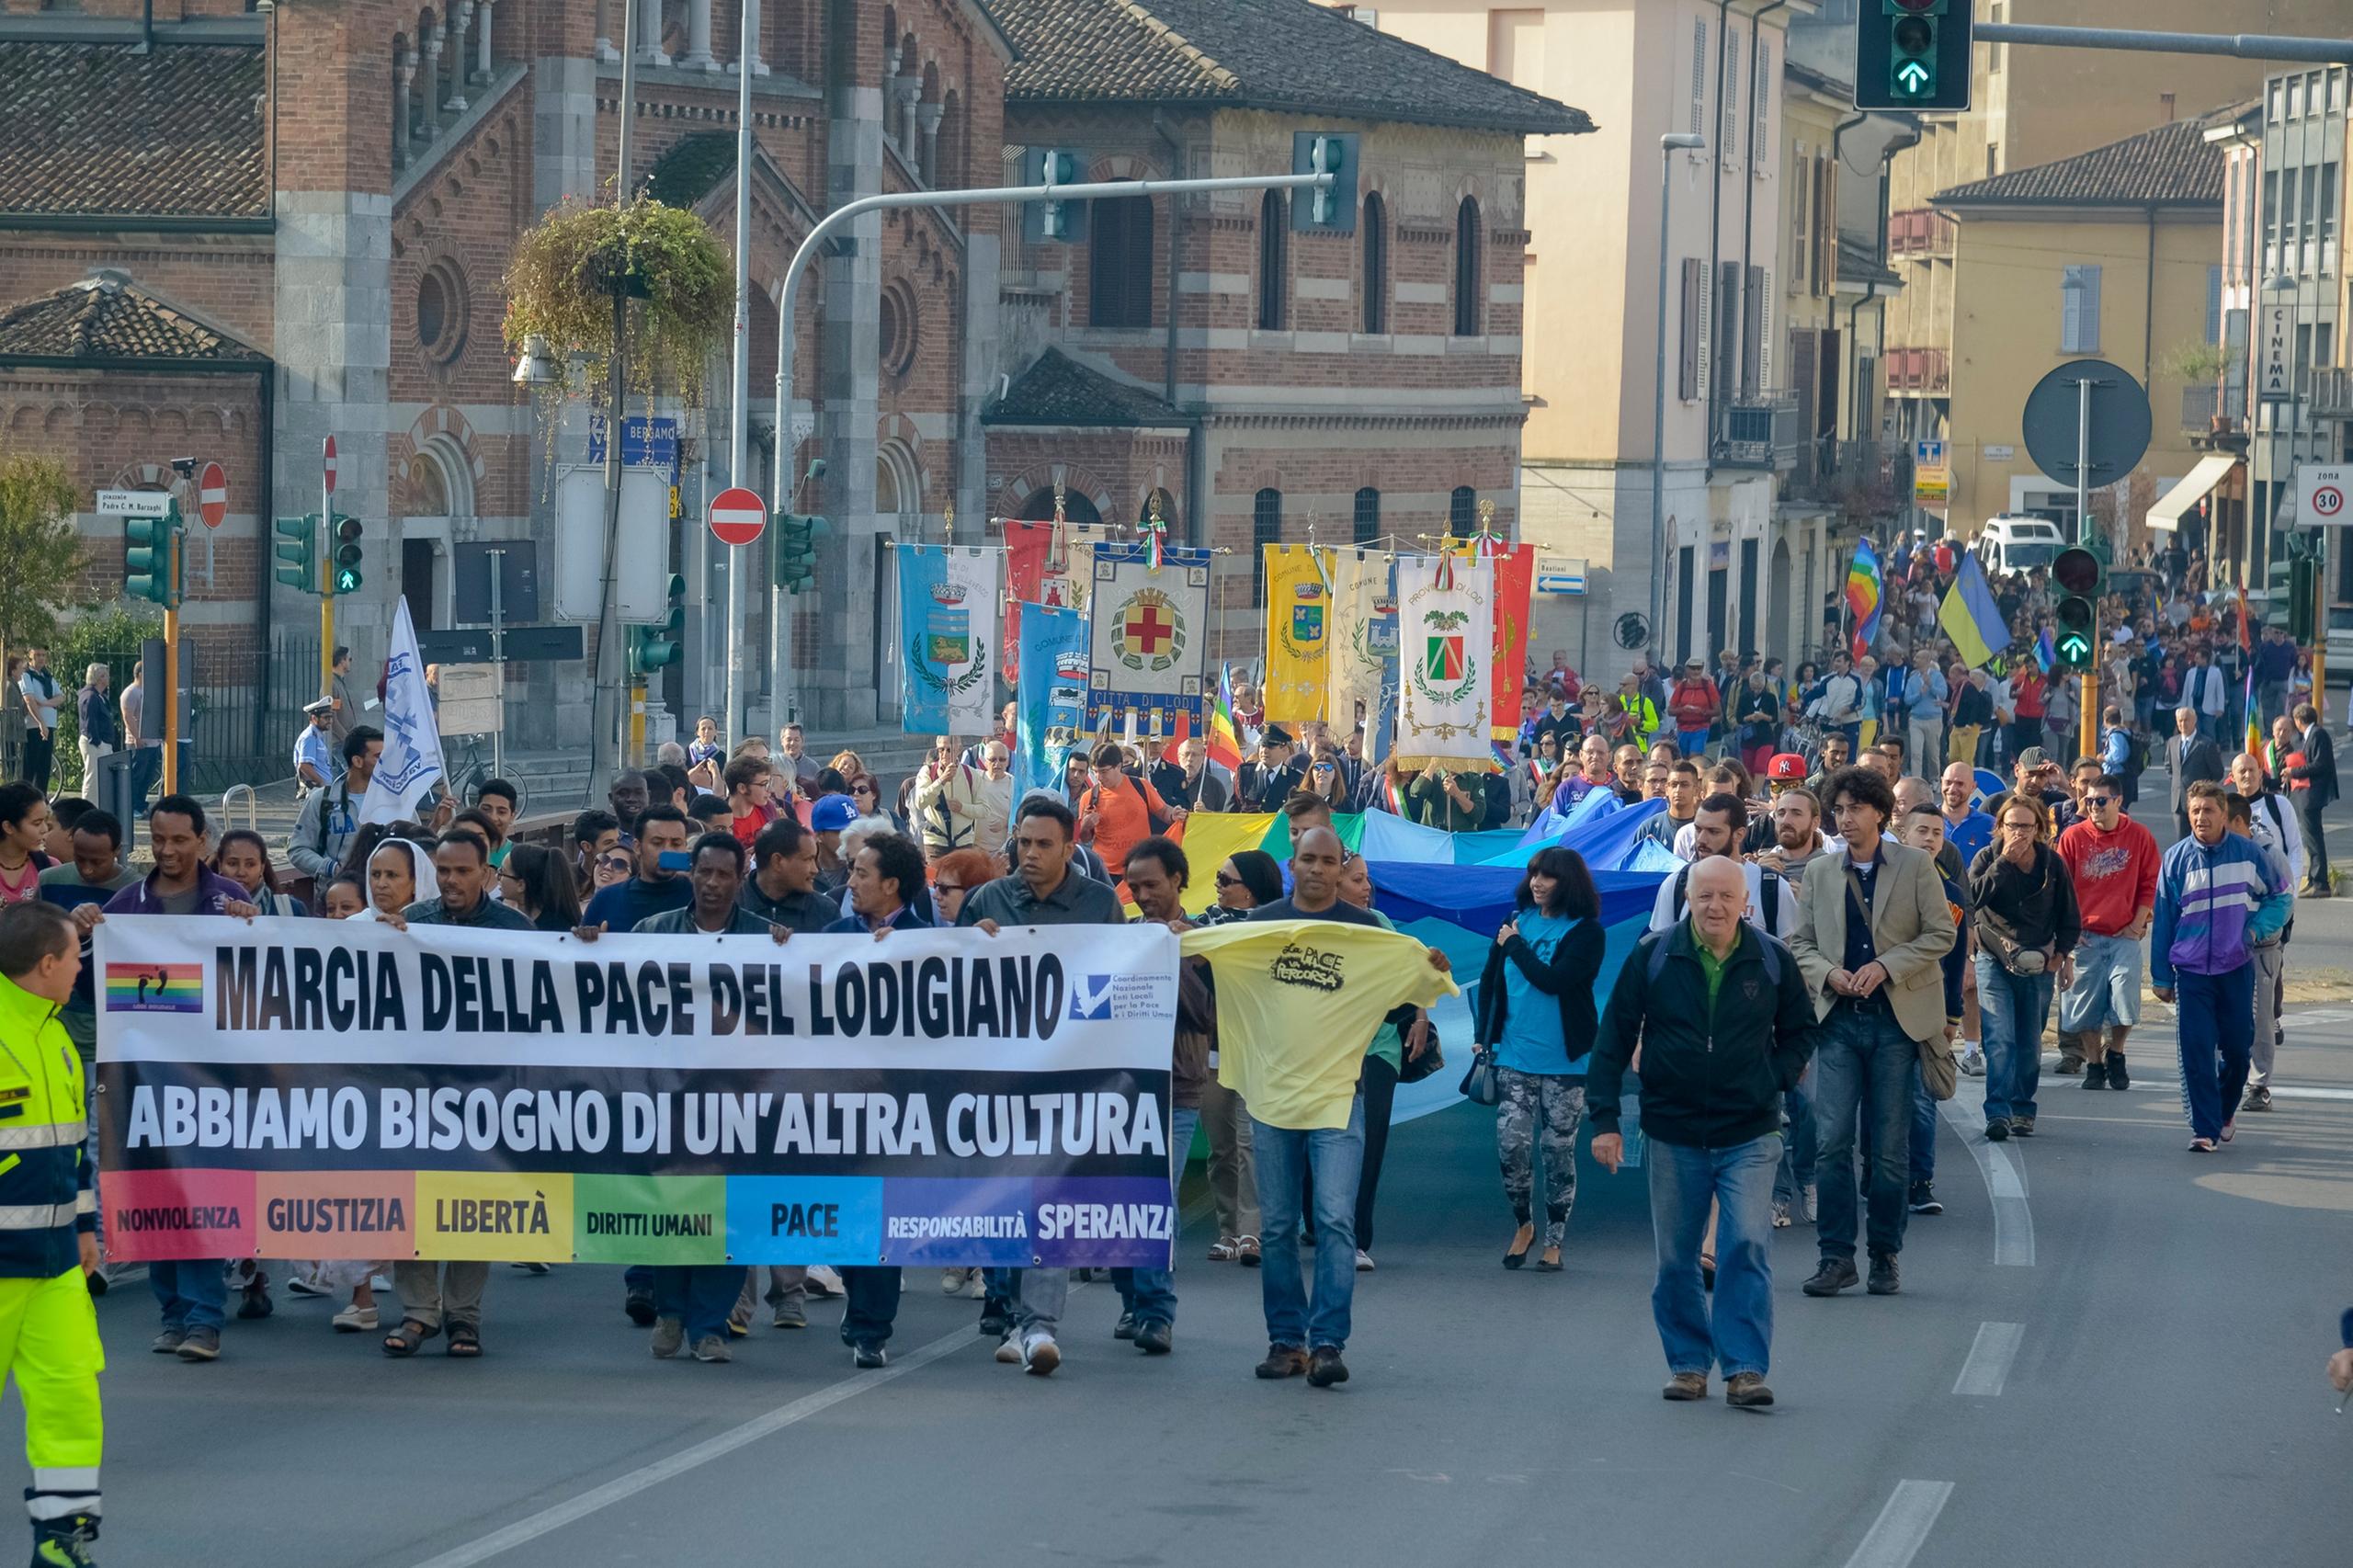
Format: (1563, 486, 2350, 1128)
(1111, 1105, 1198, 1331)
(1646, 1134, 1779, 1378)
(1911, 1072, 1938, 1186)
(840, 1267, 903, 1349)
(2176, 965, 2256, 1142)
(654, 1265, 743, 1343)
(1976, 956, 2053, 1125)
(150, 1258, 227, 1333)
(1811, 1002, 1916, 1260)
(1250, 1095, 1365, 1353)
(1773, 1064, 1817, 1206)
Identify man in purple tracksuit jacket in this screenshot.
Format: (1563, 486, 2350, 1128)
(2150, 780, 2292, 1152)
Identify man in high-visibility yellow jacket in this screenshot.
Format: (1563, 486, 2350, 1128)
(0, 903, 103, 1566)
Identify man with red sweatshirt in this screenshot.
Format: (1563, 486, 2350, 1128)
(2053, 772, 2161, 1090)
(2008, 665, 2047, 767)
(1667, 660, 1722, 757)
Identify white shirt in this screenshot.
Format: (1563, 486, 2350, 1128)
(2245, 792, 2307, 887)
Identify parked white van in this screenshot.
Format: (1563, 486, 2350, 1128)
(1973, 515, 2067, 574)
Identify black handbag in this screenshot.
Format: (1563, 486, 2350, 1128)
(1398, 1020, 1446, 1085)
(1457, 1043, 1501, 1106)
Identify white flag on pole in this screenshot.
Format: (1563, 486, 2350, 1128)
(359, 597, 447, 825)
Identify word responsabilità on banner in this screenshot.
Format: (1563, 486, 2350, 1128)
(96, 919, 1180, 1270)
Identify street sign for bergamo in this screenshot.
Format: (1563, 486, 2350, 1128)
(709, 486, 767, 548)
(198, 461, 228, 528)
(2299, 462, 2353, 527)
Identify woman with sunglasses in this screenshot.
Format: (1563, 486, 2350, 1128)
(1474, 846, 1605, 1270)
(498, 842, 582, 934)
(590, 847, 633, 894)
(1302, 748, 1351, 811)
(1193, 848, 1281, 1267)
(847, 772, 899, 832)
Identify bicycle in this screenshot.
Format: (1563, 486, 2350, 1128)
(443, 733, 525, 817)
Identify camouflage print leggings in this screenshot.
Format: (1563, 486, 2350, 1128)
(1495, 1068, 1585, 1249)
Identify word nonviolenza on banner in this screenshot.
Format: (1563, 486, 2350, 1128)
(96, 917, 1178, 1269)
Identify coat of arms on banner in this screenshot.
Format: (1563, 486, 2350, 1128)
(1392, 555, 1495, 771)
(1419, 612, 1472, 691)
(925, 579, 973, 666)
(1088, 542, 1211, 731)
(897, 544, 1000, 735)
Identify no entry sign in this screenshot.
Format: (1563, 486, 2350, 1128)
(197, 461, 228, 528)
(323, 435, 338, 496)
(708, 486, 767, 548)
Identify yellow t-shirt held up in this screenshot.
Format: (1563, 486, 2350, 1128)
(1180, 919, 1457, 1131)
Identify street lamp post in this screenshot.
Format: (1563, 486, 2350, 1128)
(1650, 131, 1707, 667)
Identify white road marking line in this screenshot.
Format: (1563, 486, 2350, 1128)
(2117, 1081, 2353, 1103)
(407, 1320, 983, 1568)
(1952, 1322, 2024, 1397)
(1938, 1097, 2033, 1266)
(1842, 1480, 1954, 1568)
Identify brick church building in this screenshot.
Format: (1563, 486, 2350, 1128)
(0, 0, 1581, 752)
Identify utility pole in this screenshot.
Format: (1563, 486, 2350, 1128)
(587, 0, 640, 801)
(724, 0, 755, 749)
(162, 503, 182, 797)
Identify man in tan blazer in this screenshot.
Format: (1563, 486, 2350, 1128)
(1787, 766, 1956, 1300)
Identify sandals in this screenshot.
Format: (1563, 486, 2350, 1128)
(1234, 1235, 1261, 1267)
(1207, 1236, 1238, 1262)
(382, 1319, 438, 1357)
(446, 1324, 482, 1358)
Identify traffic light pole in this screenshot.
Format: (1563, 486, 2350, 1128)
(767, 167, 1331, 729)
(319, 465, 335, 704)
(1974, 23, 2353, 65)
(2077, 378, 2099, 761)
(163, 500, 182, 799)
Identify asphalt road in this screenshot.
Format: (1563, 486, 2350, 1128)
(36, 994, 2353, 1568)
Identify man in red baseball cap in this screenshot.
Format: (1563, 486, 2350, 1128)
(1767, 754, 1808, 786)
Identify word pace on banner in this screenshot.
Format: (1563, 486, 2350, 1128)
(96, 918, 1177, 1269)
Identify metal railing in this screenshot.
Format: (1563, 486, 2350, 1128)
(2312, 366, 2353, 421)
(1717, 396, 1802, 468)
(2181, 383, 2222, 431)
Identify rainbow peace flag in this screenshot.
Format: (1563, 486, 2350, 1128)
(1846, 538, 1883, 660)
(1205, 665, 1243, 772)
(105, 963, 202, 1014)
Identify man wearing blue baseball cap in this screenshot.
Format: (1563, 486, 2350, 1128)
(808, 792, 860, 894)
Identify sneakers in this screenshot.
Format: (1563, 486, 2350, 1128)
(1724, 1371, 1775, 1408)
(2082, 1058, 2109, 1089)
(1984, 1118, 2010, 1142)
(2220, 1119, 2236, 1143)
(1959, 1045, 1987, 1076)
(940, 1267, 972, 1296)
(978, 1311, 1011, 1339)
(1306, 1346, 1350, 1388)
(1020, 1333, 1061, 1376)
(176, 1325, 221, 1361)
(1256, 1344, 1308, 1379)
(29, 1513, 99, 1567)
(624, 1289, 657, 1326)
(994, 1331, 1022, 1364)
(1132, 1320, 1173, 1355)
(1908, 1182, 1942, 1216)
(851, 1342, 887, 1369)
(691, 1334, 731, 1363)
(804, 1266, 846, 1299)
(772, 1300, 807, 1331)
(331, 1303, 379, 1334)
(1867, 1253, 1900, 1295)
(1662, 1371, 1708, 1401)
(1113, 1311, 1137, 1341)
(2188, 1137, 2217, 1153)
(2106, 1053, 2129, 1089)
(150, 1328, 184, 1356)
(650, 1317, 684, 1358)
(963, 1271, 988, 1300)
(1234, 1235, 1262, 1267)
(1802, 1258, 1859, 1297)
(2011, 1116, 2036, 1137)
(285, 1273, 333, 1299)
(2243, 1084, 2274, 1112)
(2054, 1055, 2083, 1075)
(1207, 1236, 1238, 1262)
(1797, 1185, 1816, 1225)
(1355, 1249, 1376, 1273)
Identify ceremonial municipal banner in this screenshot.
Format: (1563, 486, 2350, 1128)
(1014, 601, 1088, 804)
(1392, 554, 1495, 773)
(1326, 549, 1398, 745)
(1087, 541, 1211, 733)
(1485, 543, 1533, 741)
(1003, 520, 1102, 683)
(96, 918, 1178, 1268)
(1260, 545, 1331, 724)
(896, 544, 1000, 736)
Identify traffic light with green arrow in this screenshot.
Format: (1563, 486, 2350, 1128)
(1853, 0, 1972, 112)
(631, 574, 686, 674)
(330, 514, 365, 595)
(272, 515, 318, 594)
(2052, 546, 2099, 673)
(126, 508, 185, 608)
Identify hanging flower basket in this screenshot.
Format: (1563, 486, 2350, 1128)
(501, 196, 733, 405)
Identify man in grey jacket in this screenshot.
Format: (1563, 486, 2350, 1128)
(288, 726, 381, 883)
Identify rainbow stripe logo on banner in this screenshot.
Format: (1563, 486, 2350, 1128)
(104, 963, 202, 1013)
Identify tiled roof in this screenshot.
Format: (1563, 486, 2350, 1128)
(990, 0, 1592, 136)
(0, 273, 267, 364)
(983, 349, 1184, 427)
(1934, 116, 2224, 209)
(0, 42, 268, 220)
(1836, 234, 1899, 289)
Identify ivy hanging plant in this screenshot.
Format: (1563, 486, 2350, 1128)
(501, 196, 734, 408)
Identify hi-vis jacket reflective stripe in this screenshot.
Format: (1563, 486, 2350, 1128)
(0, 977, 93, 1279)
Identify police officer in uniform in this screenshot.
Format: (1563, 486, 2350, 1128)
(0, 903, 104, 1565)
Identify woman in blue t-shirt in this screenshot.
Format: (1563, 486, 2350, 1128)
(1473, 846, 1605, 1270)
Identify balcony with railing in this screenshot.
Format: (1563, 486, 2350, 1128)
(1716, 396, 1802, 470)
(2313, 366, 2353, 422)
(1884, 347, 1949, 396)
(1886, 210, 1958, 260)
(1784, 439, 1915, 516)
(2181, 383, 2220, 432)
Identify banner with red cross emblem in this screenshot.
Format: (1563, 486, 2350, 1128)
(1086, 541, 1210, 734)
